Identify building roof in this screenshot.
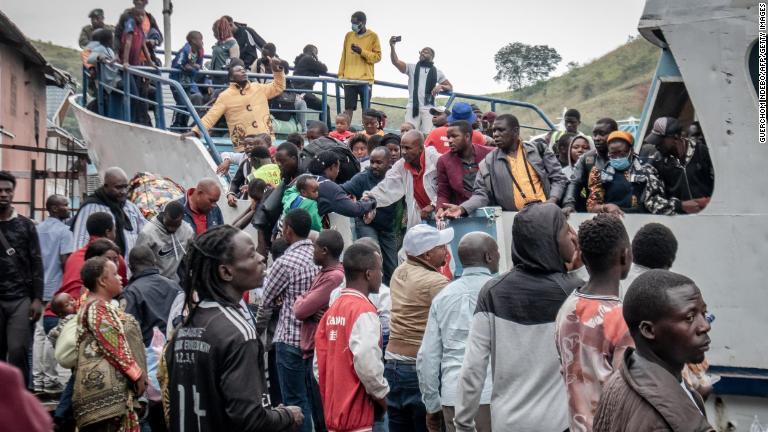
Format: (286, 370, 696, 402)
(0, 10, 71, 87)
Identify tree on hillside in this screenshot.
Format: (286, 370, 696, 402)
(494, 43, 562, 90)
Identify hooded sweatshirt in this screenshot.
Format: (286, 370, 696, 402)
(135, 214, 194, 282)
(454, 203, 583, 432)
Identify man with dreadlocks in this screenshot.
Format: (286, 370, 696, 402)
(164, 225, 303, 431)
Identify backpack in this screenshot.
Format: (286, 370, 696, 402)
(300, 136, 361, 184)
(269, 92, 297, 122)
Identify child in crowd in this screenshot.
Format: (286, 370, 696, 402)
(226, 136, 278, 206)
(285, 132, 306, 151)
(329, 114, 354, 142)
(349, 134, 370, 166)
(362, 110, 385, 139)
(47, 293, 78, 349)
(170, 30, 208, 129)
(281, 174, 323, 232)
(247, 146, 282, 187)
(232, 179, 270, 229)
(216, 133, 271, 175)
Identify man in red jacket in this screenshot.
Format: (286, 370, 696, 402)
(435, 120, 492, 210)
(316, 242, 389, 432)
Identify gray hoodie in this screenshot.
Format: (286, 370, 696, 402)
(454, 203, 583, 432)
(135, 215, 194, 281)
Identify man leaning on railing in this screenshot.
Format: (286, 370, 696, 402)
(180, 58, 286, 152)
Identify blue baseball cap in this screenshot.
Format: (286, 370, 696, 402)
(447, 102, 477, 124)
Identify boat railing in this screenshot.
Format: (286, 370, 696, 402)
(83, 61, 555, 167)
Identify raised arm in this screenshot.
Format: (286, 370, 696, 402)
(264, 62, 286, 99)
(388, 37, 407, 74)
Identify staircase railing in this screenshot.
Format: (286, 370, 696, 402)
(83, 61, 555, 167)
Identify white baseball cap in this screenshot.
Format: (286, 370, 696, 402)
(403, 225, 454, 256)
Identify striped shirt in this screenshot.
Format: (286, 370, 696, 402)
(72, 201, 146, 258)
(261, 239, 319, 348)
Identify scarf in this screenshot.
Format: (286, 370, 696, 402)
(83, 187, 133, 253)
(411, 60, 437, 118)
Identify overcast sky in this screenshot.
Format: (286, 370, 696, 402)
(4, 0, 646, 96)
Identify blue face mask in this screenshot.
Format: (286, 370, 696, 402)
(351, 23, 362, 32)
(609, 156, 631, 171)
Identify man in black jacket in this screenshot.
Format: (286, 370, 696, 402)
(0, 171, 44, 385)
(342, 146, 397, 284)
(166, 225, 303, 431)
(224, 16, 266, 69)
(645, 116, 715, 215)
(293, 45, 331, 127)
(124, 245, 181, 431)
(252, 142, 302, 256)
(124, 245, 182, 346)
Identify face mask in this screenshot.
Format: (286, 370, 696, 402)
(351, 23, 362, 32)
(609, 156, 631, 171)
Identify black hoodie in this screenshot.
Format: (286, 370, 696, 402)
(292, 53, 328, 90)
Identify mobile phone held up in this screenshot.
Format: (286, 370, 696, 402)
(394, 36, 402, 42)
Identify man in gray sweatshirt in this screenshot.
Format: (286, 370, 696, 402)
(454, 202, 583, 432)
(135, 200, 194, 281)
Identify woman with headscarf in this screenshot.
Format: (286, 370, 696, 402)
(72, 256, 146, 432)
(558, 133, 594, 212)
(586, 131, 665, 216)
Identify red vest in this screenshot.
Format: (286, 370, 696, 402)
(316, 289, 379, 432)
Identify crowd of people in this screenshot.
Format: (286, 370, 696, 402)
(0, 3, 721, 432)
(79, 3, 714, 224)
(0, 163, 717, 432)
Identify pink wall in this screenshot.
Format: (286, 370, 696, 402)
(0, 44, 49, 218)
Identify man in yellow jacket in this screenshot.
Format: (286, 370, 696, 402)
(181, 59, 285, 152)
(339, 11, 381, 121)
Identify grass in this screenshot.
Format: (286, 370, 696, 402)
(31, 40, 84, 87)
(368, 37, 659, 136)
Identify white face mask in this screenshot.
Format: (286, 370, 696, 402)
(351, 23, 362, 32)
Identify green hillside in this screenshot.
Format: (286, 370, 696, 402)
(31, 40, 83, 86)
(370, 37, 659, 136)
(30, 37, 659, 137)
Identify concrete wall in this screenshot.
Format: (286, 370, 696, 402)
(70, 95, 222, 191)
(0, 44, 49, 217)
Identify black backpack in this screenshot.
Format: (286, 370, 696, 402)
(300, 136, 361, 184)
(269, 92, 297, 121)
